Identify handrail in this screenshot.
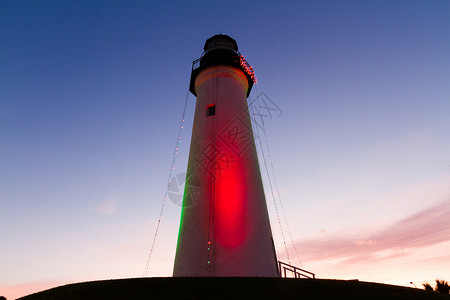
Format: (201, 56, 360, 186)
(192, 57, 201, 70)
(278, 261, 315, 279)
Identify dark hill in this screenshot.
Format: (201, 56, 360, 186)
(18, 277, 449, 300)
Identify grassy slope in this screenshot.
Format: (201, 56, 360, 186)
(18, 277, 450, 300)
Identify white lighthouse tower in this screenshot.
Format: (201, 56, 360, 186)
(173, 35, 279, 277)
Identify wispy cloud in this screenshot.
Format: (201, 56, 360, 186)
(296, 199, 450, 264)
(94, 196, 119, 215)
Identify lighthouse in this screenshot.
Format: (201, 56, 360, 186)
(173, 35, 279, 277)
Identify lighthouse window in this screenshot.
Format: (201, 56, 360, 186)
(206, 104, 216, 117)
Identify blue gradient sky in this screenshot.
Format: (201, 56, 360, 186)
(1, 1, 449, 298)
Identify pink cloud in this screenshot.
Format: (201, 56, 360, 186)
(295, 199, 450, 264)
(94, 197, 118, 215)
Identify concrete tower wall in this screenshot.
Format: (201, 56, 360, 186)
(173, 36, 278, 277)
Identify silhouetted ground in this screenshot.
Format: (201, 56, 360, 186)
(18, 277, 450, 300)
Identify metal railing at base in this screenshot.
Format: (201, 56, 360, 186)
(278, 261, 315, 279)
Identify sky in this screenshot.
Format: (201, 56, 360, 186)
(1, 0, 449, 298)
